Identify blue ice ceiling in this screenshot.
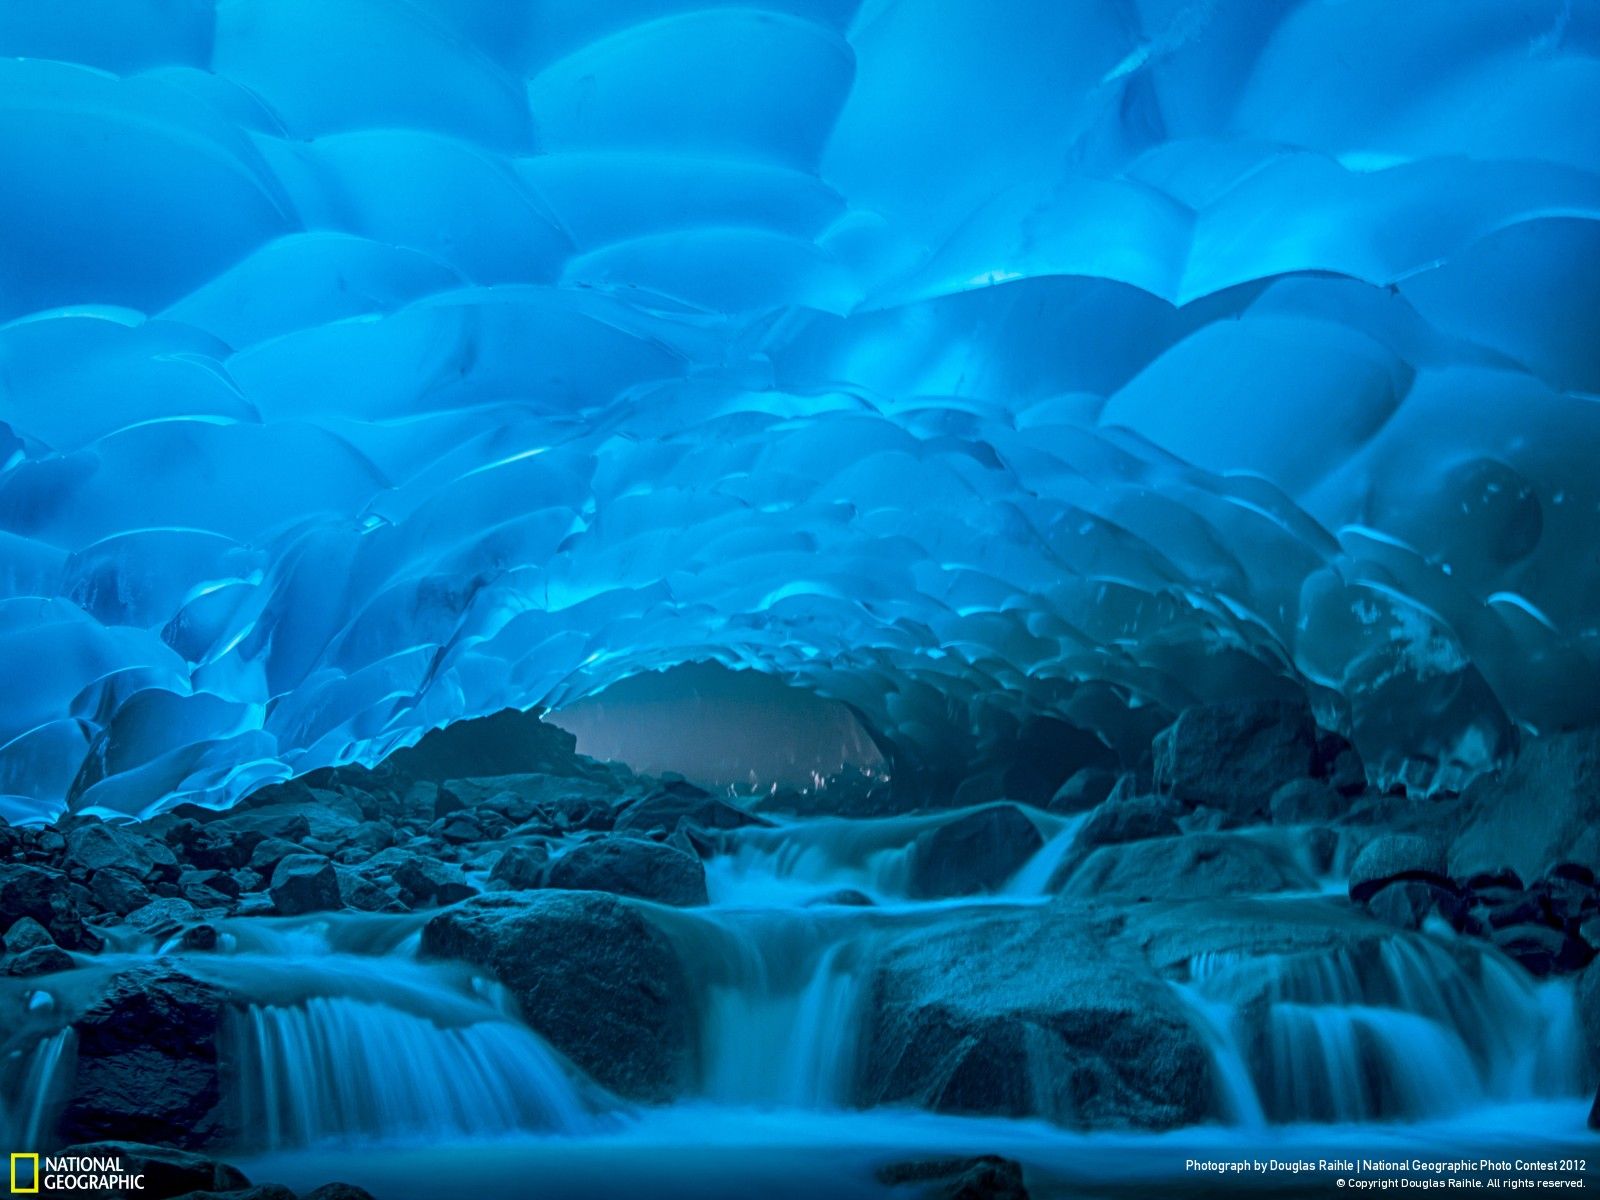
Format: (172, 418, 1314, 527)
(1, 0, 1598, 822)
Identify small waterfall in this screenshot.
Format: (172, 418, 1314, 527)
(0, 1029, 77, 1147)
(1003, 814, 1087, 896)
(655, 910, 872, 1108)
(231, 997, 591, 1148)
(1191, 932, 1583, 1124)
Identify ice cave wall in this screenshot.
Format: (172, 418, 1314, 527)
(1, 0, 1598, 821)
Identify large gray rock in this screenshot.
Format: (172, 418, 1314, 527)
(545, 837, 708, 906)
(421, 892, 695, 1101)
(1153, 699, 1361, 819)
(907, 805, 1043, 899)
(1450, 730, 1600, 882)
(1348, 833, 1448, 903)
(488, 844, 549, 890)
(0, 863, 87, 948)
(1043, 797, 1181, 888)
(268, 854, 341, 915)
(362, 849, 476, 906)
(613, 783, 768, 837)
(862, 907, 1215, 1129)
(65, 823, 167, 880)
(60, 967, 228, 1148)
(1060, 834, 1314, 901)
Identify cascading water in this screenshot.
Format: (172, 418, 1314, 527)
(650, 908, 872, 1108)
(1188, 932, 1584, 1125)
(231, 996, 591, 1148)
(0, 1030, 76, 1148)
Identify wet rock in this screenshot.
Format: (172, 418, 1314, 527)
(123, 897, 200, 937)
(1269, 779, 1346, 825)
(364, 849, 476, 906)
(4, 914, 54, 953)
(422, 892, 695, 1101)
(1153, 699, 1362, 820)
(878, 1155, 1030, 1200)
(1047, 768, 1121, 815)
(863, 906, 1214, 1128)
(613, 782, 768, 837)
(546, 837, 708, 907)
(60, 967, 227, 1148)
(55, 1142, 248, 1200)
(91, 868, 154, 915)
(1046, 797, 1182, 888)
(1059, 833, 1314, 901)
(6, 943, 74, 975)
(907, 805, 1043, 899)
(65, 823, 176, 883)
(1493, 923, 1585, 976)
(1365, 879, 1456, 932)
(1348, 834, 1448, 903)
(246, 837, 303, 875)
(1451, 730, 1600, 882)
(335, 820, 395, 862)
(0, 862, 87, 947)
(334, 867, 405, 913)
(268, 854, 341, 915)
(488, 844, 549, 890)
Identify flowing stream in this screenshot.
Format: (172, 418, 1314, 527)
(2, 805, 1593, 1198)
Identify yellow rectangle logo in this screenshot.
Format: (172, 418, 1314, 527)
(10, 1153, 40, 1194)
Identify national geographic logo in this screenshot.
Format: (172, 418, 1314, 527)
(9, 1153, 145, 1193)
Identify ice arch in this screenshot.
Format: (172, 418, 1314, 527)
(1, 0, 1598, 821)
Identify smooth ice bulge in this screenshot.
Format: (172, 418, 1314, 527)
(1, 0, 1598, 821)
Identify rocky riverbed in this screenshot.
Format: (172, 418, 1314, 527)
(3, 704, 1599, 1200)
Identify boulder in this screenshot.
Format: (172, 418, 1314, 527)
(907, 805, 1044, 899)
(613, 782, 768, 837)
(65, 824, 164, 880)
(546, 837, 708, 907)
(1059, 834, 1314, 901)
(488, 844, 549, 890)
(1347, 833, 1448, 903)
(862, 907, 1215, 1128)
(335, 867, 405, 913)
(246, 837, 304, 875)
(4, 914, 54, 953)
(421, 892, 695, 1101)
(5, 944, 74, 976)
(0, 863, 87, 947)
(55, 1142, 248, 1200)
(1153, 699, 1362, 820)
(364, 849, 476, 906)
(268, 854, 341, 915)
(1450, 730, 1600, 882)
(91, 868, 154, 916)
(59, 967, 227, 1148)
(123, 898, 200, 937)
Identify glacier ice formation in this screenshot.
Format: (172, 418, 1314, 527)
(1, 0, 1598, 822)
